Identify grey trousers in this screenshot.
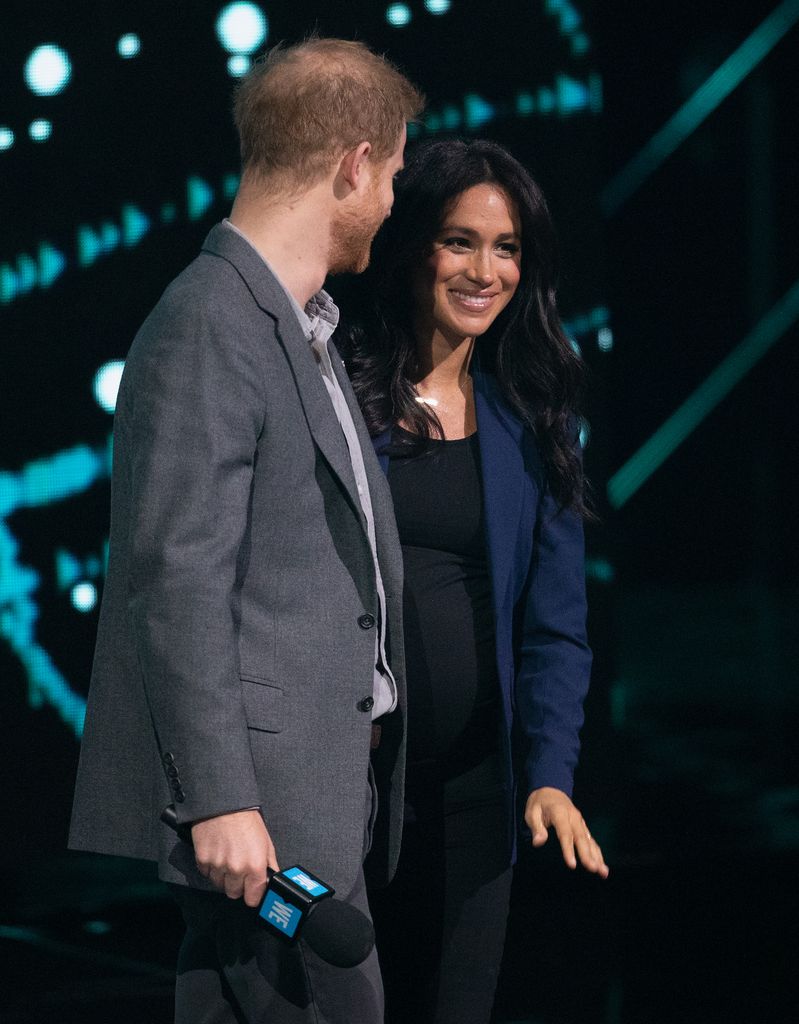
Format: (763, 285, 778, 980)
(172, 868, 383, 1024)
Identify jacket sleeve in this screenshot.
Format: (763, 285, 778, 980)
(514, 478, 592, 799)
(121, 282, 266, 826)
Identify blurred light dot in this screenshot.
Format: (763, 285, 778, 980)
(597, 327, 614, 352)
(71, 581, 97, 613)
(29, 119, 52, 142)
(579, 422, 590, 448)
(25, 44, 72, 96)
(227, 54, 251, 77)
(118, 34, 141, 58)
(216, 3, 269, 54)
(386, 3, 412, 26)
(424, 0, 451, 12)
(84, 920, 112, 935)
(0, 127, 14, 150)
(572, 32, 590, 56)
(93, 360, 125, 413)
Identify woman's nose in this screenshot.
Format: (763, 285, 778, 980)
(467, 250, 495, 285)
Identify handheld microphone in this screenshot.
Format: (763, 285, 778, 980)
(161, 805, 374, 968)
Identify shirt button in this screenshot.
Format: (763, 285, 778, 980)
(358, 614, 376, 630)
(162, 752, 175, 765)
(357, 696, 375, 713)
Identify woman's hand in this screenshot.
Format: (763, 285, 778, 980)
(524, 787, 609, 878)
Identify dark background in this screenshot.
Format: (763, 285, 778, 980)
(1, 2, 797, 1021)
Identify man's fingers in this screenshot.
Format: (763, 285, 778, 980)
(207, 866, 226, 891)
(223, 871, 245, 900)
(243, 873, 269, 908)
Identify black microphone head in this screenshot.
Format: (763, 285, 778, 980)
(302, 898, 375, 968)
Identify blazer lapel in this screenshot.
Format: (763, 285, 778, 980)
(473, 369, 527, 613)
(201, 224, 363, 521)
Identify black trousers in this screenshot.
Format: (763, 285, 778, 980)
(368, 759, 513, 1024)
(171, 868, 383, 1024)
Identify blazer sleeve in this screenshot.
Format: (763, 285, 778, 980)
(514, 470, 593, 799)
(120, 280, 266, 826)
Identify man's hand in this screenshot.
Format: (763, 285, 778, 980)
(524, 787, 609, 878)
(191, 808, 279, 907)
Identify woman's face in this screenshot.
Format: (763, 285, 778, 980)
(413, 183, 522, 348)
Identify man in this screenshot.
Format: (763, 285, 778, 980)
(69, 38, 423, 1023)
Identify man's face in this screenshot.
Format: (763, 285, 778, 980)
(328, 127, 406, 275)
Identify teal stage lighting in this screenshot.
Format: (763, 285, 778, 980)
(24, 44, 72, 97)
(386, 4, 412, 27)
(216, 2, 269, 54)
(29, 119, 52, 142)
(117, 34, 142, 59)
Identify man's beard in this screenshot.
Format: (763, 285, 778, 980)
(328, 187, 385, 275)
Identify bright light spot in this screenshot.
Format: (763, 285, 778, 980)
(216, 3, 269, 54)
(424, 0, 451, 12)
(386, 3, 412, 26)
(71, 582, 97, 613)
(597, 327, 614, 352)
(227, 54, 251, 77)
(29, 120, 52, 142)
(118, 34, 141, 59)
(0, 127, 14, 151)
(579, 422, 590, 448)
(93, 360, 125, 413)
(24, 44, 72, 96)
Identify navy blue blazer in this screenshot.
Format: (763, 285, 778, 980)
(375, 367, 592, 854)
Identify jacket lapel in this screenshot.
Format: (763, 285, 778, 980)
(472, 369, 527, 613)
(201, 224, 363, 521)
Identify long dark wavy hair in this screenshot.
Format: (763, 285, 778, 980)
(338, 138, 588, 514)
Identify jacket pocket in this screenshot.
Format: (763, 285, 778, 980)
(240, 676, 284, 733)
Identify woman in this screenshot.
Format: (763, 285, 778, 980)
(340, 139, 608, 1024)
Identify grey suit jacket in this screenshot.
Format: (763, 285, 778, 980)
(69, 224, 406, 896)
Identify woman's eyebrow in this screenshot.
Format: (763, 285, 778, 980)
(439, 225, 521, 241)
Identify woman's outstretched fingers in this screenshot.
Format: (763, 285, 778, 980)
(526, 797, 549, 847)
(575, 832, 610, 877)
(552, 809, 578, 869)
(525, 787, 609, 876)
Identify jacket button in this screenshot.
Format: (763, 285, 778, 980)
(166, 765, 179, 778)
(174, 789, 186, 803)
(162, 752, 175, 765)
(357, 696, 374, 713)
(358, 613, 376, 630)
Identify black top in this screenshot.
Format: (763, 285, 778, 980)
(388, 427, 503, 793)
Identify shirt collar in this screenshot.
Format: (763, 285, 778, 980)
(221, 219, 339, 344)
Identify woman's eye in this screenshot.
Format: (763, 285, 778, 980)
(443, 237, 471, 250)
(497, 243, 520, 256)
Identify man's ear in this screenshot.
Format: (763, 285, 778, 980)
(338, 141, 372, 193)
